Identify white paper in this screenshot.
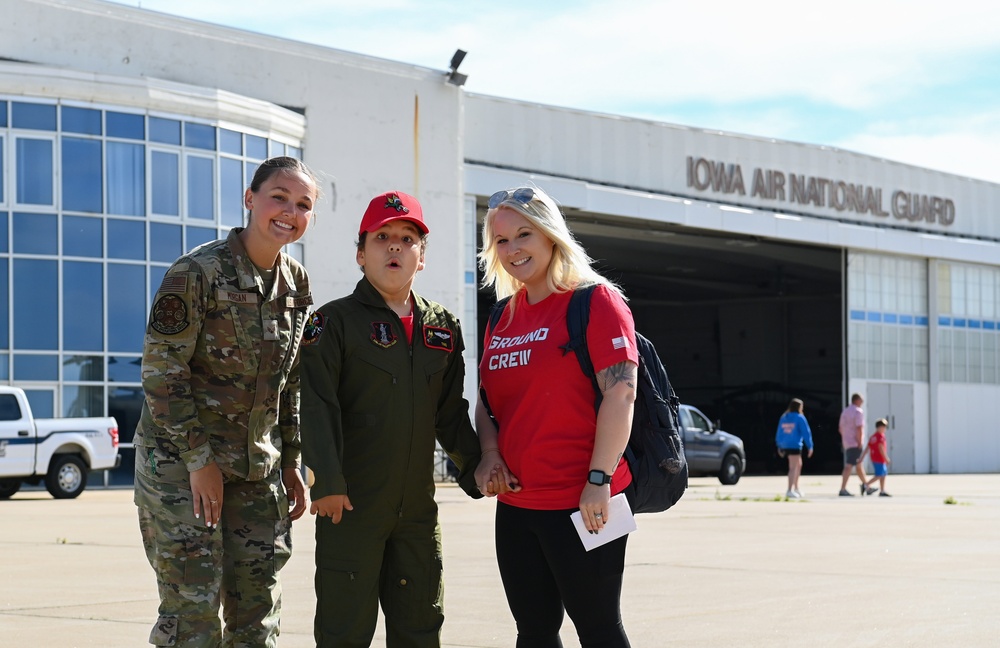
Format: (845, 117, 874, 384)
(570, 493, 637, 551)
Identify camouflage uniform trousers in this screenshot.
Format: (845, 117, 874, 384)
(136, 446, 292, 647)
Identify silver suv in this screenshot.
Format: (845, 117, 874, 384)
(679, 404, 746, 485)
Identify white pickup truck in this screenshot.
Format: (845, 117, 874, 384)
(0, 386, 120, 499)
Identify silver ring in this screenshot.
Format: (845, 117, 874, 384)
(210, 500, 218, 504)
(595, 513, 603, 518)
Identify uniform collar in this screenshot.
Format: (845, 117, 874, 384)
(226, 227, 299, 299)
(353, 276, 425, 315)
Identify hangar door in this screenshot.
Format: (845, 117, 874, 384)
(478, 213, 845, 474)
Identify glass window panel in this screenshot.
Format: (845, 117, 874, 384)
(151, 150, 180, 216)
(952, 266, 966, 317)
(16, 138, 54, 205)
(220, 129, 242, 155)
(63, 385, 104, 418)
(62, 355, 104, 381)
(0, 100, 6, 127)
(107, 141, 145, 216)
(14, 354, 58, 380)
(13, 212, 57, 254)
(246, 135, 267, 160)
(62, 215, 103, 258)
(969, 331, 982, 383)
(0, 135, 4, 204)
(0, 355, 8, 380)
(937, 263, 951, 315)
(63, 261, 104, 351)
(245, 161, 257, 188)
(185, 123, 216, 150)
(149, 265, 167, 298)
(0, 260, 8, 349)
(883, 326, 898, 380)
(14, 259, 57, 350)
(899, 328, 914, 381)
(108, 263, 146, 353)
(0, 212, 6, 253)
(220, 157, 244, 227)
(107, 111, 144, 140)
(287, 146, 302, 160)
(938, 329, 952, 382)
(108, 218, 146, 260)
(24, 389, 54, 418)
(269, 140, 285, 158)
(108, 355, 142, 382)
(149, 117, 181, 145)
(61, 106, 102, 135)
(62, 137, 103, 213)
(984, 335, 997, 384)
(12, 102, 56, 130)
(150, 222, 182, 263)
(187, 156, 215, 219)
(983, 271, 997, 320)
(953, 330, 967, 382)
(109, 389, 142, 447)
(867, 325, 882, 379)
(967, 267, 982, 318)
(186, 226, 218, 252)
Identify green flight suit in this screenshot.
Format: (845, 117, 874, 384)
(134, 228, 313, 647)
(300, 277, 482, 648)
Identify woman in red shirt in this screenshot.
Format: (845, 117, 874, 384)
(476, 186, 638, 647)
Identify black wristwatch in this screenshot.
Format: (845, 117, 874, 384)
(588, 469, 612, 486)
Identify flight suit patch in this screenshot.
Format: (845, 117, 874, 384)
(370, 321, 397, 348)
(151, 294, 189, 335)
(423, 326, 453, 352)
(302, 311, 325, 346)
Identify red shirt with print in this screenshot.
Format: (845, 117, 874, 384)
(868, 430, 888, 463)
(480, 286, 638, 510)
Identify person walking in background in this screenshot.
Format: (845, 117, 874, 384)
(299, 191, 484, 647)
(861, 418, 891, 497)
(134, 156, 318, 647)
(775, 398, 813, 499)
(837, 393, 875, 497)
(476, 186, 638, 647)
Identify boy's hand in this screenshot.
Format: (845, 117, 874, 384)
(311, 494, 354, 523)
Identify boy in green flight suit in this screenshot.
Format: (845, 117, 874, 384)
(300, 191, 483, 648)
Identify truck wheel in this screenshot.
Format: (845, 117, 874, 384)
(718, 452, 742, 485)
(46, 455, 88, 499)
(0, 478, 21, 499)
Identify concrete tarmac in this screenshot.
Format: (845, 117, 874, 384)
(1, 474, 998, 647)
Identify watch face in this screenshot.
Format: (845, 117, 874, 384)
(589, 470, 610, 485)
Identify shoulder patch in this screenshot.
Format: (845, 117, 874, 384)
(423, 325, 454, 352)
(370, 321, 397, 348)
(151, 294, 189, 335)
(302, 311, 326, 346)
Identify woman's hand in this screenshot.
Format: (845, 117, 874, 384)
(282, 466, 308, 521)
(190, 461, 223, 528)
(474, 450, 521, 497)
(579, 483, 611, 533)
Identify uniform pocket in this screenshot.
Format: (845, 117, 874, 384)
(148, 615, 178, 646)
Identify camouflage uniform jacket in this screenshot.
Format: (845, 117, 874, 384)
(134, 228, 313, 483)
(300, 277, 482, 511)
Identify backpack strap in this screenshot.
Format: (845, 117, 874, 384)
(561, 285, 603, 414)
(480, 296, 513, 425)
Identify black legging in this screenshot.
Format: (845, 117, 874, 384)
(494, 493, 632, 648)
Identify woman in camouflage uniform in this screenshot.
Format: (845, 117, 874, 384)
(134, 156, 317, 647)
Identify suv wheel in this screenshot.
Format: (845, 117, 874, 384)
(718, 452, 742, 485)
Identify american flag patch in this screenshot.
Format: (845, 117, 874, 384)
(158, 275, 188, 293)
(612, 336, 628, 350)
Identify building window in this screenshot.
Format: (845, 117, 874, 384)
(936, 261, 1000, 384)
(0, 95, 303, 487)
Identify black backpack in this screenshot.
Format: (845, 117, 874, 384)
(485, 285, 688, 514)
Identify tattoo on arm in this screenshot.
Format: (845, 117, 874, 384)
(596, 361, 638, 394)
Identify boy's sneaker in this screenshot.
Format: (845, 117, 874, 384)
(839, 489, 854, 497)
(786, 490, 800, 499)
(866, 486, 879, 496)
(879, 492, 892, 497)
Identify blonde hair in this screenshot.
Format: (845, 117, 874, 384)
(479, 186, 622, 327)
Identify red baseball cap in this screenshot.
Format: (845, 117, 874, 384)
(358, 191, 429, 237)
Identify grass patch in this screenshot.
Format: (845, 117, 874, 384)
(944, 496, 972, 506)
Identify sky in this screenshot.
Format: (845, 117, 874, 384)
(108, 0, 1000, 184)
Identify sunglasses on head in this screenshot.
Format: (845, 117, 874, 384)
(488, 187, 535, 210)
